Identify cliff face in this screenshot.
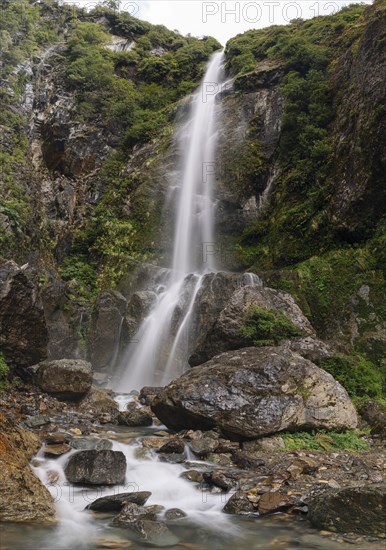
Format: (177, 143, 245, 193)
(0, 1, 384, 395)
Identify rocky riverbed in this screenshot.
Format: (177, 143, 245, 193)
(0, 381, 385, 549)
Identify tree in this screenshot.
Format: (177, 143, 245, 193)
(102, 0, 120, 11)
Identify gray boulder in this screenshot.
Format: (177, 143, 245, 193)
(152, 346, 357, 440)
(189, 284, 315, 366)
(117, 408, 153, 427)
(308, 484, 386, 537)
(64, 450, 126, 485)
(34, 359, 92, 399)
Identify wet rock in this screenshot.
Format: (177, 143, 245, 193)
(152, 347, 358, 440)
(157, 439, 185, 454)
(127, 519, 179, 547)
(0, 412, 55, 522)
(43, 443, 71, 457)
(34, 359, 92, 400)
(180, 470, 204, 483)
(112, 502, 158, 526)
(189, 285, 314, 366)
(87, 491, 151, 512)
(139, 386, 164, 406)
(118, 408, 153, 427)
(64, 450, 126, 485)
(25, 415, 51, 428)
(308, 484, 386, 537)
(77, 388, 119, 420)
(0, 260, 48, 367)
(223, 491, 255, 515)
(258, 492, 292, 515)
(204, 471, 238, 492)
(189, 438, 219, 456)
(93, 536, 132, 548)
(158, 452, 186, 464)
(45, 432, 68, 444)
(165, 508, 187, 520)
(242, 436, 285, 452)
(231, 451, 265, 470)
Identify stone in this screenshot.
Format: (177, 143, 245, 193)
(0, 260, 48, 367)
(204, 471, 238, 492)
(64, 450, 126, 485)
(157, 439, 185, 454)
(127, 519, 179, 547)
(25, 415, 51, 429)
(112, 502, 157, 526)
(45, 432, 68, 444)
(77, 388, 119, 419)
(34, 359, 93, 399)
(118, 409, 153, 427)
(258, 492, 292, 515)
(223, 491, 255, 515)
(152, 347, 358, 440)
(189, 438, 219, 456)
(139, 386, 165, 406)
(360, 401, 386, 437)
(231, 451, 265, 470)
(93, 536, 132, 548)
(0, 412, 55, 522)
(189, 284, 315, 366)
(308, 484, 386, 537)
(87, 491, 151, 512)
(180, 470, 204, 483)
(43, 443, 71, 457)
(165, 508, 187, 520)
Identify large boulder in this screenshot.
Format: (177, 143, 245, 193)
(308, 485, 386, 537)
(64, 450, 126, 485)
(190, 284, 315, 366)
(0, 413, 55, 522)
(0, 260, 48, 366)
(34, 359, 93, 399)
(151, 347, 358, 440)
(86, 491, 151, 512)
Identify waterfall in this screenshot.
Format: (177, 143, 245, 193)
(113, 52, 228, 391)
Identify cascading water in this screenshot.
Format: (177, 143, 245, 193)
(113, 51, 227, 390)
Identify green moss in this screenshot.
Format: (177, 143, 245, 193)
(281, 430, 370, 452)
(0, 353, 10, 391)
(240, 305, 303, 347)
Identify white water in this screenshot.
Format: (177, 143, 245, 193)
(113, 52, 226, 391)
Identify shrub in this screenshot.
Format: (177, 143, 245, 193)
(0, 353, 10, 390)
(240, 305, 303, 346)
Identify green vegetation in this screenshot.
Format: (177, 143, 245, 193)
(321, 353, 385, 402)
(0, 353, 10, 390)
(240, 305, 302, 347)
(281, 430, 370, 452)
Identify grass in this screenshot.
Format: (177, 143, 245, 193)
(281, 430, 371, 452)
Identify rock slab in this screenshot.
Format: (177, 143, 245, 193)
(65, 450, 126, 485)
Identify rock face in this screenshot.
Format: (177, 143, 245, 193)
(64, 450, 126, 485)
(0, 260, 48, 366)
(0, 413, 55, 522)
(308, 485, 386, 537)
(34, 359, 93, 399)
(190, 284, 315, 366)
(152, 347, 358, 440)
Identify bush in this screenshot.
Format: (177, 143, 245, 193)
(0, 353, 10, 390)
(240, 305, 303, 346)
(321, 353, 384, 400)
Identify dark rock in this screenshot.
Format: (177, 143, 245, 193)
(117, 408, 153, 427)
(0, 260, 48, 367)
(77, 388, 119, 419)
(242, 436, 285, 452)
(139, 386, 165, 406)
(158, 453, 186, 464)
(308, 484, 386, 537)
(64, 450, 126, 485)
(189, 438, 219, 456)
(360, 401, 386, 437)
(25, 415, 51, 429)
(189, 284, 314, 366)
(127, 519, 179, 547)
(223, 491, 255, 515)
(258, 492, 292, 515)
(204, 471, 238, 492)
(165, 508, 187, 520)
(232, 451, 265, 470)
(34, 359, 92, 400)
(45, 432, 68, 444)
(152, 347, 357, 440)
(157, 439, 185, 454)
(87, 491, 151, 512)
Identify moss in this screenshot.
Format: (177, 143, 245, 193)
(240, 305, 303, 347)
(0, 354, 10, 391)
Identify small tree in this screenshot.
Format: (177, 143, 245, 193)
(102, 0, 121, 11)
